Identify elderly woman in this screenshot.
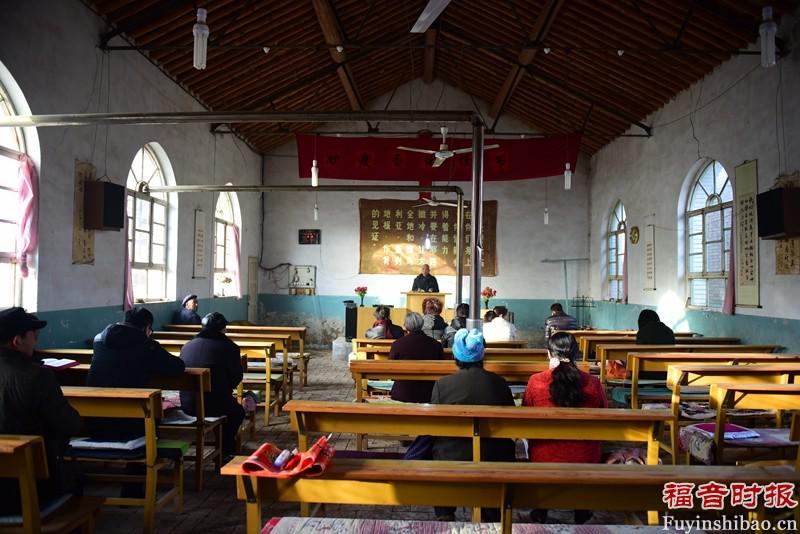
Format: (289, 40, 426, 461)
(364, 305, 404, 339)
(442, 302, 469, 348)
(388, 312, 445, 403)
(421, 297, 446, 340)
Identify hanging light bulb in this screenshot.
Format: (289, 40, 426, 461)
(193, 8, 209, 70)
(313, 202, 318, 221)
(424, 234, 431, 250)
(544, 207, 549, 225)
(543, 47, 551, 55)
(262, 46, 271, 55)
(311, 159, 319, 187)
(544, 177, 549, 225)
(760, 7, 777, 68)
(564, 162, 572, 190)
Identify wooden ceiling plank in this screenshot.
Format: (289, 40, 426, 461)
(423, 29, 438, 84)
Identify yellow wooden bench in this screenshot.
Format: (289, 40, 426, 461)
(359, 345, 548, 362)
(0, 435, 105, 534)
(351, 337, 530, 359)
(61, 387, 182, 534)
(285, 399, 672, 461)
(220, 456, 800, 534)
(580, 335, 740, 362)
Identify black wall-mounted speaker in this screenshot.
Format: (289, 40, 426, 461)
(756, 187, 800, 240)
(84, 181, 125, 231)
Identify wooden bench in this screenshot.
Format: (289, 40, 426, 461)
(709, 383, 800, 468)
(581, 335, 740, 362)
(349, 359, 590, 402)
(351, 338, 529, 359)
(596, 343, 781, 384)
(0, 435, 105, 534)
(285, 399, 672, 461)
(565, 330, 698, 358)
(237, 343, 289, 427)
(360, 345, 548, 362)
(61, 387, 183, 534)
(664, 363, 800, 463)
(221, 457, 800, 534)
(36, 348, 94, 364)
(164, 325, 310, 387)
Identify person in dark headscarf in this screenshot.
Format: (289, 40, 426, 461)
(635, 309, 675, 344)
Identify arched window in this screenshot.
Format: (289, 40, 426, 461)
(126, 145, 169, 302)
(0, 80, 27, 307)
(607, 201, 626, 301)
(213, 191, 241, 297)
(686, 160, 732, 310)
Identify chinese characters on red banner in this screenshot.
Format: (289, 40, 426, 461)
(663, 481, 798, 510)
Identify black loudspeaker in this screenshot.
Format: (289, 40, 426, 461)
(756, 187, 800, 239)
(343, 300, 357, 340)
(84, 181, 125, 231)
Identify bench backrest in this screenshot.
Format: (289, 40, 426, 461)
(667, 363, 800, 389)
(581, 336, 740, 361)
(154, 331, 291, 352)
(0, 435, 49, 532)
(360, 345, 548, 361)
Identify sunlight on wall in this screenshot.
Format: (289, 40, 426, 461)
(657, 290, 688, 331)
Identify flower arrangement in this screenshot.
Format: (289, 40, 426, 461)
(354, 286, 368, 306)
(480, 286, 497, 309)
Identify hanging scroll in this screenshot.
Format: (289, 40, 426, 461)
(72, 160, 95, 264)
(733, 160, 759, 306)
(776, 238, 800, 275)
(643, 225, 656, 291)
(359, 199, 497, 276)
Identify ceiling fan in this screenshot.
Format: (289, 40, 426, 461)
(397, 126, 500, 168)
(412, 196, 468, 208)
(410, 0, 451, 33)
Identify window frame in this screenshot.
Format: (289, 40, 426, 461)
(0, 82, 26, 308)
(606, 201, 626, 302)
(212, 191, 237, 297)
(685, 160, 733, 311)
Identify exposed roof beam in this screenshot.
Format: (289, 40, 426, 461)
(98, 0, 194, 47)
(311, 0, 364, 111)
(628, 0, 673, 47)
(693, 0, 758, 38)
(672, 1, 696, 48)
(423, 29, 438, 83)
(489, 0, 565, 126)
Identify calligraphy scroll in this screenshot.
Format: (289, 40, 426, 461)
(776, 238, 800, 274)
(733, 161, 759, 306)
(72, 160, 95, 264)
(644, 225, 656, 291)
(359, 199, 497, 276)
(193, 209, 206, 278)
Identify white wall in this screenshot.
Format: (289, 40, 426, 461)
(0, 0, 262, 312)
(261, 79, 591, 306)
(589, 15, 800, 321)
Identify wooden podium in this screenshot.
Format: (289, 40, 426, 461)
(403, 292, 449, 314)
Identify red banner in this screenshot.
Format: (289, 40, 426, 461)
(296, 133, 580, 182)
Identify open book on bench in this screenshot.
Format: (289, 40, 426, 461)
(41, 358, 79, 369)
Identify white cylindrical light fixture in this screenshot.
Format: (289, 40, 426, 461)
(311, 159, 319, 187)
(193, 8, 209, 70)
(760, 7, 777, 68)
(424, 234, 431, 250)
(564, 162, 572, 190)
(544, 207, 549, 225)
(313, 202, 319, 221)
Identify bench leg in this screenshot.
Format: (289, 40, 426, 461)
(195, 427, 204, 492)
(671, 423, 681, 465)
(143, 466, 158, 534)
(214, 423, 224, 469)
(244, 480, 261, 534)
(174, 458, 184, 513)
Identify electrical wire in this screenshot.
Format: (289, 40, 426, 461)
(688, 77, 704, 161)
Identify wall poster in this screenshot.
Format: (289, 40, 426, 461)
(733, 160, 759, 306)
(359, 199, 497, 276)
(72, 160, 95, 264)
(193, 209, 206, 278)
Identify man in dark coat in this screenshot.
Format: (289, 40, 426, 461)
(429, 327, 516, 520)
(411, 264, 439, 292)
(179, 312, 244, 456)
(544, 302, 577, 341)
(0, 307, 82, 515)
(636, 309, 676, 344)
(88, 307, 185, 441)
(389, 312, 444, 403)
(176, 294, 202, 325)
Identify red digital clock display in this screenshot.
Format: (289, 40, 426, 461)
(298, 229, 321, 244)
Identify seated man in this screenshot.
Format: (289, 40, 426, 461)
(442, 302, 469, 348)
(544, 302, 577, 341)
(411, 263, 439, 292)
(430, 328, 516, 521)
(180, 312, 244, 457)
(636, 309, 675, 344)
(175, 294, 201, 325)
(0, 307, 82, 515)
(482, 305, 517, 342)
(88, 307, 185, 441)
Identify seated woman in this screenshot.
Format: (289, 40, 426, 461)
(421, 297, 446, 341)
(482, 305, 517, 341)
(442, 302, 469, 348)
(389, 312, 445, 403)
(636, 309, 676, 344)
(364, 305, 404, 339)
(523, 332, 607, 524)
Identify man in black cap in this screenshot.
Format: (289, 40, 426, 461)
(176, 294, 201, 325)
(179, 312, 244, 457)
(0, 307, 82, 514)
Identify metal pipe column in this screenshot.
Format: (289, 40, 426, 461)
(466, 117, 485, 331)
(454, 193, 464, 308)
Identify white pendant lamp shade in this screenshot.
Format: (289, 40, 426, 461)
(760, 7, 777, 68)
(311, 159, 319, 187)
(313, 202, 319, 221)
(544, 207, 549, 225)
(564, 162, 572, 190)
(193, 8, 209, 70)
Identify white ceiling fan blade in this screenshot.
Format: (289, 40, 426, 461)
(483, 144, 500, 150)
(410, 0, 451, 33)
(451, 144, 500, 155)
(432, 156, 447, 167)
(397, 146, 436, 155)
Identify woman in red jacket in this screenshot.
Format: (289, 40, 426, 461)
(522, 332, 607, 524)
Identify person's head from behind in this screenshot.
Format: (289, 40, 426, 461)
(125, 307, 154, 337)
(493, 305, 508, 318)
(0, 307, 47, 357)
(404, 312, 424, 333)
(452, 328, 485, 369)
(201, 312, 228, 333)
(637, 309, 660, 329)
(374, 305, 391, 321)
(550, 302, 564, 316)
(455, 303, 469, 319)
(423, 297, 442, 316)
(547, 332, 583, 407)
(182, 294, 198, 312)
(421, 264, 430, 276)
(483, 310, 497, 323)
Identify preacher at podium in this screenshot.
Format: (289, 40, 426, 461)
(411, 264, 439, 292)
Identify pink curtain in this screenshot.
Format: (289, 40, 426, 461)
(231, 224, 242, 298)
(723, 224, 735, 315)
(123, 208, 134, 311)
(621, 232, 628, 304)
(16, 155, 38, 278)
